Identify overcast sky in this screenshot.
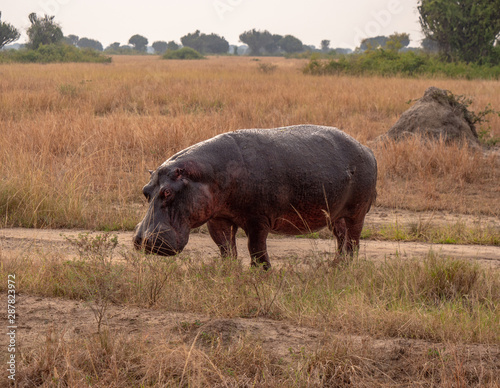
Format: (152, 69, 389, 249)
(2, 0, 424, 49)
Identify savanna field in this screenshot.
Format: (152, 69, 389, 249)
(1, 56, 500, 386)
(1, 55, 499, 228)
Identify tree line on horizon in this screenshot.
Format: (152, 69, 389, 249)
(0, 13, 330, 56)
(1, 0, 499, 64)
(0, 13, 433, 57)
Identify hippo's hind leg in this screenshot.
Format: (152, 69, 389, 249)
(343, 218, 363, 256)
(330, 212, 366, 258)
(331, 218, 347, 255)
(207, 218, 238, 259)
(343, 210, 369, 256)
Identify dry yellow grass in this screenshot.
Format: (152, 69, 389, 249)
(1, 243, 499, 387)
(1, 56, 499, 228)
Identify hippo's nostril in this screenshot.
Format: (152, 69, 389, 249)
(143, 237, 152, 249)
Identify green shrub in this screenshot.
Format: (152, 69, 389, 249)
(104, 46, 144, 55)
(0, 44, 111, 63)
(162, 47, 205, 60)
(303, 49, 500, 79)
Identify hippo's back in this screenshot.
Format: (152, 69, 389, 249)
(211, 125, 377, 227)
(226, 125, 376, 187)
(168, 125, 377, 213)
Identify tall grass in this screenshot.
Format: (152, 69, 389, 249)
(1, 56, 499, 229)
(12, 327, 499, 387)
(374, 135, 499, 213)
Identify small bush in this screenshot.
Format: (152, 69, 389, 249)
(162, 47, 205, 60)
(257, 62, 277, 73)
(64, 233, 124, 333)
(0, 44, 112, 63)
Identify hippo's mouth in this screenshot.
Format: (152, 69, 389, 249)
(133, 233, 179, 256)
(143, 243, 178, 256)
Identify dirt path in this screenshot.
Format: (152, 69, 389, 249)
(1, 224, 499, 269)
(366, 206, 500, 229)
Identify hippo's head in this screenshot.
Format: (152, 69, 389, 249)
(133, 161, 214, 256)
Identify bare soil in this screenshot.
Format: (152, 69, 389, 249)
(1, 207, 499, 386)
(1, 207, 499, 268)
(6, 295, 500, 386)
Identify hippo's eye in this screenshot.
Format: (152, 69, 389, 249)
(161, 188, 172, 200)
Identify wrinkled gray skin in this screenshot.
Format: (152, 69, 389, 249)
(133, 125, 377, 269)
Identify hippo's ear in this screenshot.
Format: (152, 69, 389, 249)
(148, 170, 154, 176)
(174, 165, 203, 182)
(173, 168, 185, 180)
(175, 161, 205, 182)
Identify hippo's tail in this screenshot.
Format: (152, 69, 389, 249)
(371, 188, 377, 208)
(369, 149, 378, 210)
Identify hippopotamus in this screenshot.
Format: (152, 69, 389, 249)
(133, 125, 377, 269)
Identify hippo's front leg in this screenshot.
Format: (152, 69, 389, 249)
(207, 218, 238, 259)
(245, 221, 271, 270)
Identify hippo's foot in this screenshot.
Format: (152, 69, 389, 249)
(251, 257, 271, 271)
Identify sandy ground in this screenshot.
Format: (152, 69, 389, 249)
(1, 229, 500, 269)
(1, 208, 499, 384)
(1, 206, 499, 269)
(6, 294, 500, 384)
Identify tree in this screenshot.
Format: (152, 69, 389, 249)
(239, 29, 275, 55)
(166, 41, 179, 51)
(360, 36, 389, 51)
(334, 48, 352, 55)
(278, 35, 303, 54)
(26, 13, 63, 50)
(107, 42, 120, 51)
(202, 33, 229, 54)
(264, 34, 282, 54)
(0, 12, 20, 49)
(128, 34, 148, 52)
(78, 37, 103, 51)
(152, 41, 168, 54)
(386, 32, 410, 52)
(418, 0, 500, 63)
(421, 36, 439, 53)
(64, 34, 79, 46)
(181, 31, 229, 54)
(321, 39, 330, 52)
(181, 30, 204, 52)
